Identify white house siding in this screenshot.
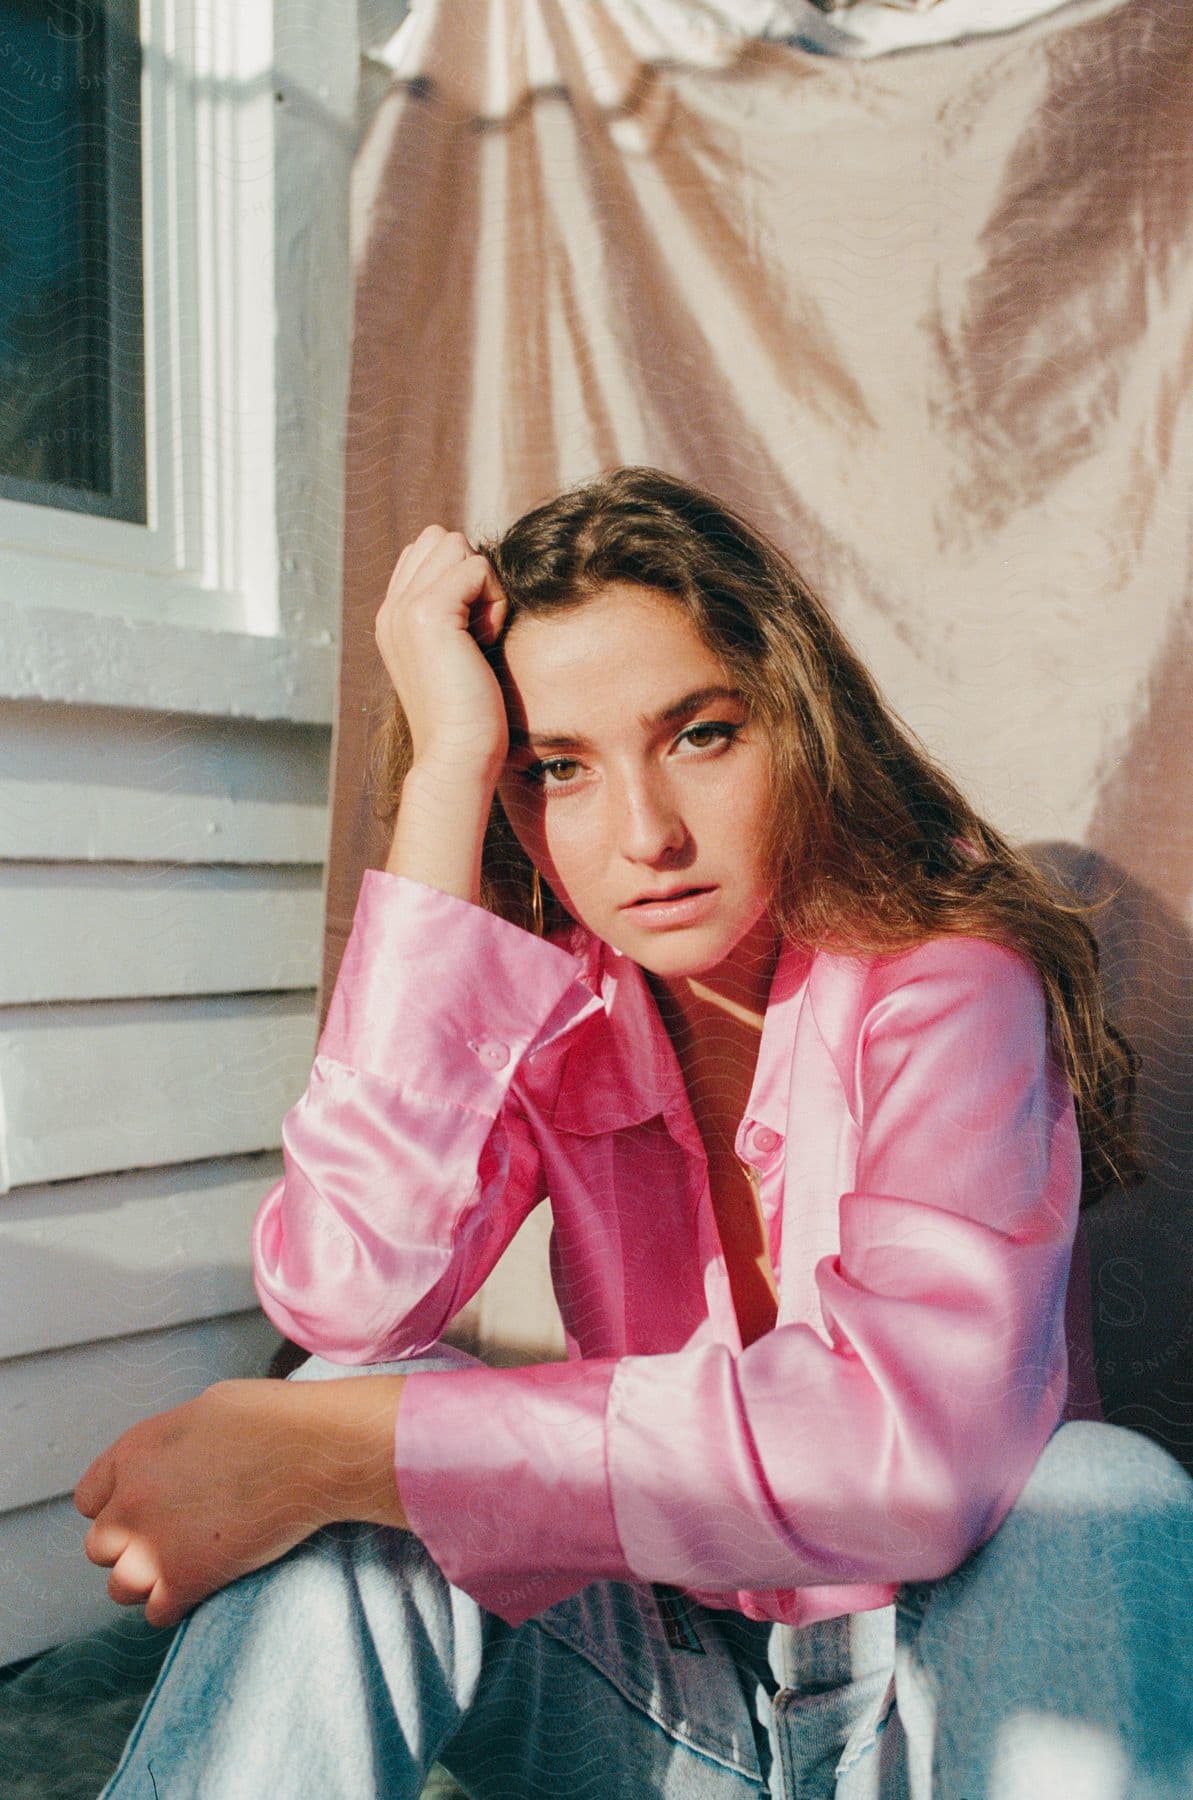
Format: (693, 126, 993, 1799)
(0, 709, 329, 1663)
(0, 0, 358, 1664)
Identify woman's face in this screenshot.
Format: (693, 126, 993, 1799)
(495, 583, 777, 985)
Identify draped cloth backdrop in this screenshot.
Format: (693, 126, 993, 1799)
(322, 0, 1193, 1460)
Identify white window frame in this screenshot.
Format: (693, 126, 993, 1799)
(0, 0, 349, 724)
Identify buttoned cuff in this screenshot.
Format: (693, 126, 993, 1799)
(320, 872, 600, 1112)
(395, 1358, 632, 1625)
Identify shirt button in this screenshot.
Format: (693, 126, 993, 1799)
(750, 1124, 781, 1156)
(469, 1039, 510, 1070)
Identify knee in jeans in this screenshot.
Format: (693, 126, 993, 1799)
(222, 1515, 435, 1627)
(285, 1341, 488, 1384)
(1024, 1421, 1193, 1516)
(901, 1425, 1193, 1629)
(981, 1421, 1193, 1603)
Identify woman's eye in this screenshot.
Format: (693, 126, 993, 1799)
(519, 724, 738, 791)
(522, 757, 581, 789)
(678, 721, 739, 751)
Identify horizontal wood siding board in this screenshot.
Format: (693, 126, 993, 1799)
(0, 1310, 283, 1515)
(0, 1492, 117, 1666)
(0, 995, 317, 1189)
(0, 865, 324, 1003)
(0, 702, 330, 863)
(0, 1155, 280, 1360)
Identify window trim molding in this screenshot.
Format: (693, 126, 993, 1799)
(0, 599, 334, 724)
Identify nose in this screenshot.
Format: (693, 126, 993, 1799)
(612, 765, 689, 866)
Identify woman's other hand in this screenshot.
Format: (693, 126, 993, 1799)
(376, 525, 511, 778)
(74, 1375, 410, 1627)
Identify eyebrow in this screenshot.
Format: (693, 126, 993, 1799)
(508, 684, 746, 753)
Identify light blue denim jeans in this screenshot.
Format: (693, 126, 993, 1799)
(99, 1346, 1193, 1799)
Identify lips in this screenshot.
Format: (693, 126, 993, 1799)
(626, 885, 713, 907)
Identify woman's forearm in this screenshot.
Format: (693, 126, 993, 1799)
(386, 760, 499, 905)
(75, 1373, 413, 1626)
(290, 1374, 412, 1532)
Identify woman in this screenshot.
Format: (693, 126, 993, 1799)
(78, 469, 1192, 1798)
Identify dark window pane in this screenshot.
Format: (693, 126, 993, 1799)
(0, 1, 145, 523)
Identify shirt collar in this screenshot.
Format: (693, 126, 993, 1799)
(549, 921, 812, 1140)
(745, 933, 813, 1135)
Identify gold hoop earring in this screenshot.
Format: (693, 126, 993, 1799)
(530, 867, 544, 937)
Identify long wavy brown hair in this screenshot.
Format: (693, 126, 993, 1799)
(371, 466, 1142, 1203)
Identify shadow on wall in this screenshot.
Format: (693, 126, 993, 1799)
(1030, 843, 1193, 1479)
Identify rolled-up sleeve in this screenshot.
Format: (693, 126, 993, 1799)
(396, 937, 1081, 1624)
(252, 871, 601, 1362)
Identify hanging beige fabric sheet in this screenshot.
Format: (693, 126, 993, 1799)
(324, 0, 1193, 1450)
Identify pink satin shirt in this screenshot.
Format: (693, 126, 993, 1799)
(252, 870, 1095, 1630)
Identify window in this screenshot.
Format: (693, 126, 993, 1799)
(0, 0, 284, 650)
(0, 0, 345, 722)
(0, 0, 145, 522)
